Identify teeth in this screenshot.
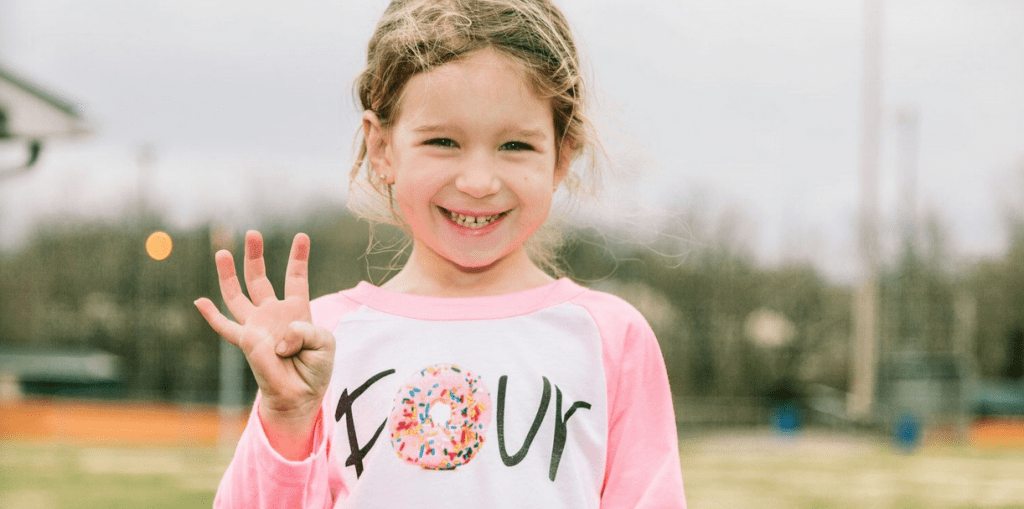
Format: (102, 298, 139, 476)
(445, 209, 502, 229)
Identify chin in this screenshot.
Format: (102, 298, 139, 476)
(448, 256, 502, 272)
(442, 247, 517, 272)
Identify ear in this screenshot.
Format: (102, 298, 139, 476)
(553, 138, 577, 188)
(362, 110, 394, 183)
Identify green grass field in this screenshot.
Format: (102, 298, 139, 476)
(682, 431, 1024, 509)
(2, 431, 1022, 508)
(0, 441, 226, 508)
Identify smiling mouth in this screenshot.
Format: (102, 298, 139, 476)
(439, 207, 508, 229)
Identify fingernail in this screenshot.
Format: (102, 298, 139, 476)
(247, 235, 263, 259)
(275, 341, 287, 355)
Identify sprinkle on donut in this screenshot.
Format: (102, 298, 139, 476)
(388, 364, 492, 470)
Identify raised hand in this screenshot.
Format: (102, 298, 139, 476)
(194, 231, 334, 459)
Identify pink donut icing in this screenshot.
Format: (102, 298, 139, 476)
(388, 364, 492, 470)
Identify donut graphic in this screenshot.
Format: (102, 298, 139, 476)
(388, 364, 492, 470)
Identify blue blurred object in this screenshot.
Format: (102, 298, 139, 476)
(893, 412, 921, 452)
(773, 401, 801, 435)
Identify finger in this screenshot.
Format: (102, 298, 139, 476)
(215, 249, 255, 323)
(275, 321, 333, 358)
(243, 230, 278, 306)
(283, 233, 311, 302)
(194, 297, 243, 346)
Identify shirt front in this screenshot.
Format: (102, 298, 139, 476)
(319, 279, 607, 508)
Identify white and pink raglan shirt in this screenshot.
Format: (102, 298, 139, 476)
(214, 278, 686, 508)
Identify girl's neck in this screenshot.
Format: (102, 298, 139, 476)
(381, 245, 555, 298)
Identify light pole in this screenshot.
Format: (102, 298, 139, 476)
(212, 224, 246, 448)
(849, 0, 884, 423)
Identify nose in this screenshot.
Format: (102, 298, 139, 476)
(454, 155, 501, 198)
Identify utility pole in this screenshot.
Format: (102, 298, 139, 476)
(849, 0, 884, 422)
(896, 108, 919, 251)
(213, 224, 246, 448)
(134, 144, 156, 398)
(895, 107, 923, 349)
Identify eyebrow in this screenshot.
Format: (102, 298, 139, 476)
(503, 128, 548, 141)
(412, 124, 458, 134)
(412, 123, 548, 141)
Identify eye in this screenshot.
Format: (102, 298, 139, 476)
(424, 138, 458, 148)
(500, 141, 535, 151)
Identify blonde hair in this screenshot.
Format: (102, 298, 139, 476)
(349, 0, 601, 275)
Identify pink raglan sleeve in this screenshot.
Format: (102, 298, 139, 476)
(212, 292, 357, 509)
(213, 394, 337, 508)
(574, 291, 687, 508)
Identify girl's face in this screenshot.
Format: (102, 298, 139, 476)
(365, 48, 568, 278)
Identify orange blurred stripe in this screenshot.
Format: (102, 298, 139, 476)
(0, 399, 247, 445)
(969, 418, 1024, 449)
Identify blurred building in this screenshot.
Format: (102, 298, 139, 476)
(974, 379, 1024, 417)
(878, 351, 966, 425)
(0, 62, 90, 178)
(0, 347, 123, 400)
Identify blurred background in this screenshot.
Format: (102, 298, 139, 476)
(1, 0, 1023, 507)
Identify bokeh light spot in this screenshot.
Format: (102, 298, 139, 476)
(146, 231, 173, 260)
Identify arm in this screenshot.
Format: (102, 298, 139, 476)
(195, 231, 340, 508)
(214, 393, 335, 509)
(573, 293, 687, 508)
(600, 316, 687, 508)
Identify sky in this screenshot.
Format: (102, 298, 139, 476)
(0, 0, 1022, 283)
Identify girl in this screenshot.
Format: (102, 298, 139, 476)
(194, 0, 686, 507)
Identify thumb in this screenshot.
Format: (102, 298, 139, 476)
(275, 321, 333, 358)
